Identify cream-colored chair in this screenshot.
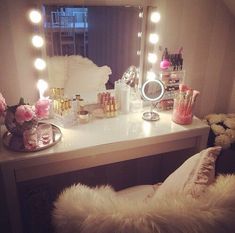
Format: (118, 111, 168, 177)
(52, 147, 235, 233)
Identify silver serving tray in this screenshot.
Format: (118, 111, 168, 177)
(2, 123, 62, 152)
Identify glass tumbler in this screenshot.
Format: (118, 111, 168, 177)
(38, 123, 53, 144)
(23, 127, 38, 150)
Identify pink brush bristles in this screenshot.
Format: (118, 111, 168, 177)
(173, 86, 200, 125)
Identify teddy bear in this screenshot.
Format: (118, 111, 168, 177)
(204, 113, 235, 150)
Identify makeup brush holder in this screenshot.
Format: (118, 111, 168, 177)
(172, 98, 193, 125)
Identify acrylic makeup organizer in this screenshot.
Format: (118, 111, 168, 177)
(158, 70, 185, 111)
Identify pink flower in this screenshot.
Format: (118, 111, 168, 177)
(35, 99, 50, 119)
(0, 93, 7, 117)
(15, 105, 35, 124)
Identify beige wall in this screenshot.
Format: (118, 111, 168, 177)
(0, 0, 234, 115)
(155, 0, 235, 116)
(0, 0, 37, 105)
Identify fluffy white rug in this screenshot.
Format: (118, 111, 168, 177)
(53, 175, 235, 233)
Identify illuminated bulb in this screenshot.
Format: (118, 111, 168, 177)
(139, 12, 143, 18)
(148, 53, 157, 64)
(151, 11, 161, 23)
(137, 50, 141, 56)
(137, 32, 142, 38)
(34, 58, 46, 70)
(37, 79, 48, 99)
(32, 35, 44, 48)
(29, 10, 42, 24)
(146, 71, 156, 80)
(149, 33, 159, 44)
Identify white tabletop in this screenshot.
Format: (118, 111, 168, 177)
(0, 110, 209, 165)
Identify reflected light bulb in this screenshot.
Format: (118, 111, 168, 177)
(137, 32, 142, 38)
(151, 11, 161, 23)
(149, 33, 159, 44)
(137, 50, 141, 56)
(146, 71, 156, 80)
(139, 12, 143, 18)
(37, 79, 48, 99)
(34, 58, 46, 70)
(29, 10, 42, 24)
(32, 35, 44, 48)
(148, 53, 157, 64)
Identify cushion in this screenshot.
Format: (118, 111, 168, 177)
(156, 146, 222, 198)
(116, 184, 161, 202)
(47, 56, 68, 88)
(65, 63, 111, 97)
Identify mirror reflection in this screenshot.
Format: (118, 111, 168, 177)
(142, 79, 165, 101)
(122, 65, 139, 89)
(43, 5, 143, 90)
(141, 79, 165, 121)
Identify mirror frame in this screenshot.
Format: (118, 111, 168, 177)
(32, 0, 158, 86)
(141, 79, 165, 102)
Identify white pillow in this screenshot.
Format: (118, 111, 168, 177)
(65, 63, 111, 96)
(155, 146, 222, 198)
(47, 56, 68, 88)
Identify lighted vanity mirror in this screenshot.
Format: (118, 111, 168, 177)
(43, 4, 143, 88)
(141, 79, 165, 121)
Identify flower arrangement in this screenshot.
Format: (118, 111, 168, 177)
(204, 113, 235, 150)
(0, 92, 50, 136)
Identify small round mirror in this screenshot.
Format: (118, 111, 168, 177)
(141, 79, 165, 121)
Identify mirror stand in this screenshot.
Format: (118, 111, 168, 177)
(141, 79, 165, 121)
(142, 102, 160, 121)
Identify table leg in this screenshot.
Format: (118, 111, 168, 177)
(2, 164, 23, 233)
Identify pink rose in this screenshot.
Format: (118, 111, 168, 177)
(0, 93, 7, 117)
(15, 105, 35, 124)
(35, 99, 50, 119)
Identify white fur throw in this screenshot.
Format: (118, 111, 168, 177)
(46, 55, 111, 93)
(53, 175, 235, 233)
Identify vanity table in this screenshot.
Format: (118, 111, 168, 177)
(0, 110, 209, 233)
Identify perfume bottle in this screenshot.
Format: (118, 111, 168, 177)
(160, 48, 170, 70)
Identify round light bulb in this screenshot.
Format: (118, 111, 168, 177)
(137, 32, 142, 38)
(146, 71, 156, 80)
(149, 33, 159, 44)
(37, 79, 48, 99)
(151, 11, 161, 23)
(34, 58, 46, 70)
(29, 10, 42, 24)
(137, 50, 141, 56)
(139, 12, 143, 18)
(32, 35, 44, 48)
(148, 53, 157, 64)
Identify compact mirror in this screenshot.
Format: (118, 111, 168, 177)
(141, 79, 165, 121)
